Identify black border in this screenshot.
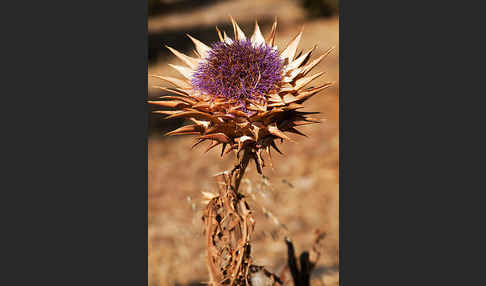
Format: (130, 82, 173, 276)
(4, 0, 148, 284)
(4, 0, 479, 285)
(338, 1, 478, 285)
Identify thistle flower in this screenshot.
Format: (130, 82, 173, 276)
(150, 17, 333, 173)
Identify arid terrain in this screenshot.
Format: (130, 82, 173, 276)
(148, 1, 339, 286)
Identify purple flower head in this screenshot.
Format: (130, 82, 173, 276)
(191, 39, 283, 110)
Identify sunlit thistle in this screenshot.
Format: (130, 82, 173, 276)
(150, 17, 334, 173)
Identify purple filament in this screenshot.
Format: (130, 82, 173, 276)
(191, 39, 283, 109)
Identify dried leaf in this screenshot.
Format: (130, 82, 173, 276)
(285, 45, 315, 72)
(168, 64, 194, 80)
(165, 45, 200, 70)
(147, 100, 190, 109)
(280, 27, 304, 63)
(198, 133, 231, 144)
(268, 124, 292, 141)
(152, 75, 192, 90)
(251, 21, 266, 46)
(230, 16, 246, 41)
(165, 124, 203, 136)
(187, 34, 212, 59)
(266, 18, 278, 47)
(216, 26, 224, 42)
(301, 46, 334, 76)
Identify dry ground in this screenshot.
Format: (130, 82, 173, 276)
(148, 1, 339, 285)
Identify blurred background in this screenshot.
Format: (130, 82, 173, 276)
(148, 1, 339, 286)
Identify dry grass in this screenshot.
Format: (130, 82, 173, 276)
(148, 1, 339, 285)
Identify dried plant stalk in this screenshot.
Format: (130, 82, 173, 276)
(283, 231, 326, 286)
(202, 149, 281, 286)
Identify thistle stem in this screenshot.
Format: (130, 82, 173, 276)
(232, 148, 252, 193)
